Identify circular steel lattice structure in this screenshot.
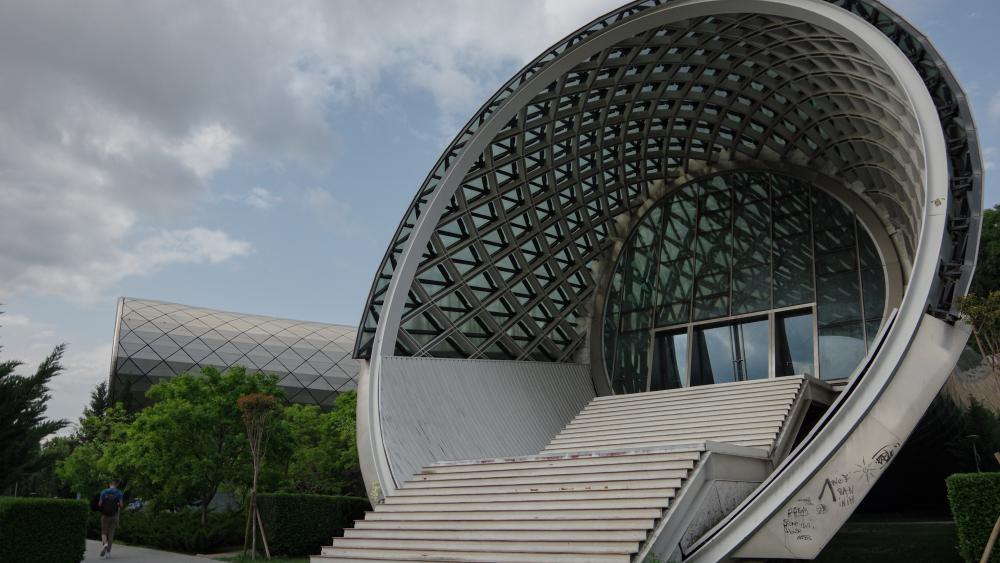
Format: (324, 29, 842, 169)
(353, 0, 982, 560)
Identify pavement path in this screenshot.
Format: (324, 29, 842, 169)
(84, 539, 217, 562)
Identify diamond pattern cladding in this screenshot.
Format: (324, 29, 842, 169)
(112, 298, 360, 410)
(354, 0, 980, 360)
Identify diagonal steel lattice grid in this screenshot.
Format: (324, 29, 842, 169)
(353, 1, 980, 363)
(110, 297, 360, 410)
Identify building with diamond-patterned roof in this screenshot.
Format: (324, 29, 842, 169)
(109, 297, 359, 410)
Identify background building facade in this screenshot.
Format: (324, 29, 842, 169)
(110, 297, 359, 410)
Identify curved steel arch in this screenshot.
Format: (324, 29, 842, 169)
(355, 0, 982, 559)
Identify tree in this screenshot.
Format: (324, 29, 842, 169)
(84, 381, 112, 418)
(116, 366, 281, 522)
(972, 204, 1000, 296)
(275, 390, 363, 497)
(56, 403, 131, 497)
(0, 344, 68, 492)
(238, 393, 278, 559)
(958, 292, 1000, 396)
(947, 398, 1000, 473)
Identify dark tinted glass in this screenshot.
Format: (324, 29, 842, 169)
(652, 331, 687, 391)
(777, 311, 815, 376)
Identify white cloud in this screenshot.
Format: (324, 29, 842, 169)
(984, 147, 997, 172)
(171, 124, 242, 179)
(48, 343, 112, 427)
(0, 1, 625, 303)
(0, 314, 31, 327)
(2, 228, 252, 303)
(244, 187, 282, 210)
(303, 187, 358, 236)
(991, 92, 1000, 121)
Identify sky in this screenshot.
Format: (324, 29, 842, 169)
(1, 0, 998, 427)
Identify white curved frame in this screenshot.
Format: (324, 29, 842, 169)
(358, 0, 980, 558)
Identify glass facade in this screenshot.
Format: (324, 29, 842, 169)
(111, 298, 360, 410)
(603, 171, 885, 393)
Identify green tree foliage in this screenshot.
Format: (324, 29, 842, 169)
(56, 404, 131, 497)
(960, 291, 1000, 376)
(15, 436, 75, 498)
(0, 344, 68, 492)
(972, 204, 1000, 296)
(84, 380, 111, 418)
(116, 366, 281, 521)
(947, 398, 1000, 473)
(274, 390, 363, 497)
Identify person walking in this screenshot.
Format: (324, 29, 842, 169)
(97, 480, 124, 559)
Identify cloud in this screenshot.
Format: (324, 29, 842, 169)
(243, 188, 283, 210)
(991, 92, 1000, 121)
(0, 313, 31, 328)
(47, 343, 112, 427)
(303, 188, 359, 236)
(984, 147, 997, 172)
(0, 1, 624, 303)
(1, 228, 252, 303)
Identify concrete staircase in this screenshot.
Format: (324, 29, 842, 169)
(315, 376, 829, 562)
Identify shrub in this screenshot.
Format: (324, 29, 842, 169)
(258, 493, 369, 556)
(946, 472, 1000, 562)
(0, 497, 87, 563)
(86, 508, 244, 554)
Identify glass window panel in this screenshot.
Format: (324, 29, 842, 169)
(865, 318, 883, 349)
(815, 248, 857, 275)
(735, 319, 769, 380)
(819, 322, 865, 380)
(732, 265, 771, 315)
(692, 324, 735, 386)
(777, 311, 815, 376)
(657, 301, 689, 326)
(816, 271, 862, 325)
(601, 170, 887, 391)
(651, 330, 687, 391)
(861, 267, 886, 321)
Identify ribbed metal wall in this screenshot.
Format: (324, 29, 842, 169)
(379, 357, 595, 484)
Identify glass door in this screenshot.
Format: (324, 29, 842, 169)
(690, 318, 769, 386)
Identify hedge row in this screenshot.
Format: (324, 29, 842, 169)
(86, 508, 244, 554)
(947, 472, 1000, 563)
(0, 497, 87, 563)
(258, 493, 370, 556)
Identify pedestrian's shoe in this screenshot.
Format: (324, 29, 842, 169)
(99, 544, 107, 557)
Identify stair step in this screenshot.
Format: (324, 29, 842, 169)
(548, 422, 782, 445)
(319, 547, 630, 563)
(415, 460, 696, 481)
(406, 468, 691, 488)
(384, 487, 679, 504)
(361, 508, 664, 521)
(343, 528, 649, 541)
(562, 400, 794, 427)
(543, 439, 771, 454)
(329, 538, 640, 555)
(546, 430, 779, 450)
(427, 449, 702, 470)
(557, 413, 787, 437)
(373, 496, 673, 511)
(574, 391, 798, 420)
(351, 518, 656, 531)
(398, 478, 682, 495)
(589, 377, 803, 404)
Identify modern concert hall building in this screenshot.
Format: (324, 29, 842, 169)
(324, 0, 984, 561)
(109, 297, 360, 410)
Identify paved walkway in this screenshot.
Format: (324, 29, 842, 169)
(84, 540, 216, 562)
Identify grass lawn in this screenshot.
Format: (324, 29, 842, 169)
(215, 555, 309, 563)
(813, 520, 962, 562)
